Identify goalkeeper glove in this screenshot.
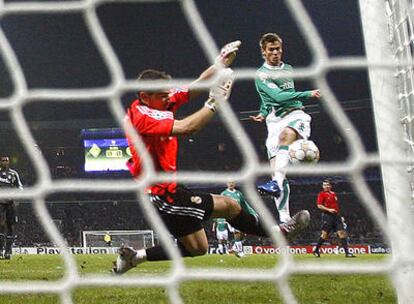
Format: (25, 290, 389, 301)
(205, 68, 234, 112)
(215, 40, 242, 67)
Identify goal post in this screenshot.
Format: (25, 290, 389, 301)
(359, 1, 414, 303)
(82, 230, 155, 249)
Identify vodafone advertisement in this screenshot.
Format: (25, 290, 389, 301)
(209, 244, 390, 255)
(244, 245, 370, 255)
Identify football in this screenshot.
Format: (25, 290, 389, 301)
(289, 139, 320, 164)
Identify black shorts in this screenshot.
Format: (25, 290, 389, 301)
(0, 201, 16, 229)
(149, 186, 214, 238)
(321, 213, 344, 233)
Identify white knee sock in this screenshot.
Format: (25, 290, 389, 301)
(272, 147, 291, 223)
(272, 146, 290, 187)
(235, 241, 243, 253)
(274, 179, 291, 223)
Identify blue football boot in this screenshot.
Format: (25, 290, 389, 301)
(257, 180, 281, 198)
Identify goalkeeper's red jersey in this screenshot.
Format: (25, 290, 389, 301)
(125, 88, 189, 198)
(316, 190, 340, 213)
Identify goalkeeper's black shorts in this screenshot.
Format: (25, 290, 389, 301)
(149, 186, 214, 238)
(0, 201, 16, 228)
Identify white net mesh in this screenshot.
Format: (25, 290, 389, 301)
(0, 0, 412, 303)
(385, 0, 414, 200)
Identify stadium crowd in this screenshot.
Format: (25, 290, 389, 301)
(12, 180, 386, 248)
(2, 116, 386, 249)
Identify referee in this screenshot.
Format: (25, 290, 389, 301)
(312, 179, 355, 258)
(0, 156, 23, 260)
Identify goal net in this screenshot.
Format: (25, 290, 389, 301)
(82, 230, 154, 248)
(0, 0, 413, 304)
(360, 0, 414, 303)
(384, 0, 414, 200)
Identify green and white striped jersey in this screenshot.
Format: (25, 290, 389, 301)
(213, 218, 229, 232)
(255, 62, 313, 118)
(221, 188, 257, 217)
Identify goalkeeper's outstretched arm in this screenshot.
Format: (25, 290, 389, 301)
(188, 40, 241, 100)
(172, 68, 234, 135)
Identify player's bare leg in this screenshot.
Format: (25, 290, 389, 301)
(213, 195, 310, 241)
(0, 220, 5, 259)
(113, 229, 208, 275)
(0, 233, 4, 259)
(337, 230, 355, 258)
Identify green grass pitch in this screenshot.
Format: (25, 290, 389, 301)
(0, 254, 396, 304)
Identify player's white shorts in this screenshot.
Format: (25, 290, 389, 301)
(216, 230, 229, 241)
(265, 109, 311, 159)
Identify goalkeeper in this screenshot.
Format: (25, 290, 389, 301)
(250, 33, 321, 223)
(113, 42, 310, 274)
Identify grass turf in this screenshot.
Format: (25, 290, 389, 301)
(0, 254, 396, 303)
